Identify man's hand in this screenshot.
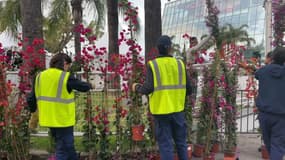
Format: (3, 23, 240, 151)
(132, 83, 139, 92)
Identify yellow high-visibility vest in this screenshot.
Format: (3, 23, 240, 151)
(148, 57, 186, 114)
(35, 68, 75, 127)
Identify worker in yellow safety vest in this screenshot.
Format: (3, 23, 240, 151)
(132, 35, 192, 160)
(27, 53, 92, 160)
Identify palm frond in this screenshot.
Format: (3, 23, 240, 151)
(86, 0, 106, 35)
(118, 0, 141, 37)
(0, 0, 21, 39)
(47, 0, 70, 32)
(45, 0, 73, 53)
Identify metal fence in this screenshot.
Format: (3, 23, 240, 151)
(235, 89, 259, 134)
(36, 89, 259, 134)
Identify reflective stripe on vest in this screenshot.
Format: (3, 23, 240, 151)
(151, 59, 186, 91)
(35, 69, 75, 127)
(36, 72, 74, 104)
(149, 58, 186, 114)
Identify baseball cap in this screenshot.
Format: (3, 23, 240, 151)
(157, 35, 172, 48)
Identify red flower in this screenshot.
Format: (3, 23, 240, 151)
(0, 121, 5, 127)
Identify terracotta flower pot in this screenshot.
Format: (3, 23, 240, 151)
(148, 153, 160, 160)
(187, 144, 192, 159)
(154, 154, 160, 160)
(261, 145, 269, 159)
(131, 125, 144, 141)
(0, 151, 8, 160)
(193, 144, 205, 157)
(174, 154, 179, 160)
(211, 143, 219, 153)
(224, 152, 236, 160)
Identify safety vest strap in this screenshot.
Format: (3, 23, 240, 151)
(152, 59, 185, 91)
(36, 71, 74, 104)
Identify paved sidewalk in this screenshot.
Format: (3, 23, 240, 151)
(192, 134, 263, 160)
(30, 134, 264, 160)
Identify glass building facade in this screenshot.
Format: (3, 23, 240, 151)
(162, 0, 266, 55)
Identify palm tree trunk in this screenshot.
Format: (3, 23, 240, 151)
(107, 0, 119, 63)
(20, 0, 44, 66)
(144, 0, 161, 62)
(107, 0, 119, 89)
(71, 0, 83, 71)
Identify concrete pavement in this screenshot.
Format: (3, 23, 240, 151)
(30, 134, 265, 160)
(192, 134, 264, 160)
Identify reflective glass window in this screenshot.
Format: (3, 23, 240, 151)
(240, 13, 249, 25)
(254, 34, 264, 45)
(232, 15, 240, 24)
(255, 20, 265, 34)
(233, 0, 241, 11)
(249, 7, 257, 24)
(240, 0, 250, 9)
(256, 6, 265, 20)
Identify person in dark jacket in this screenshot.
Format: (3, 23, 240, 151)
(264, 51, 273, 65)
(132, 35, 192, 160)
(27, 53, 92, 160)
(255, 47, 285, 160)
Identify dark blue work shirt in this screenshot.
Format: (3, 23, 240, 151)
(255, 64, 285, 115)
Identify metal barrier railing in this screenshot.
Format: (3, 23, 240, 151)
(36, 89, 259, 135)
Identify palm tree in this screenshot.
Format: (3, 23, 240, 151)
(45, 0, 74, 53)
(20, 0, 45, 65)
(220, 24, 255, 46)
(69, 0, 105, 70)
(107, 0, 119, 67)
(0, 0, 21, 38)
(0, 0, 105, 55)
(218, 24, 255, 58)
(71, 0, 83, 60)
(0, 0, 73, 53)
(144, 0, 161, 62)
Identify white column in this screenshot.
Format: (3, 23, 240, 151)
(264, 0, 272, 55)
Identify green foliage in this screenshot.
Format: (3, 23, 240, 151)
(0, 0, 21, 38)
(44, 0, 73, 53)
(85, 0, 105, 35)
(221, 62, 238, 153)
(30, 136, 85, 152)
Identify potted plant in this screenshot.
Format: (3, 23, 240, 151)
(194, 66, 218, 158)
(220, 62, 238, 159)
(118, 0, 146, 142)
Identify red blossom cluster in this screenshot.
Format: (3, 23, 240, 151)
(93, 106, 110, 134)
(119, 1, 139, 32)
(272, 0, 285, 46)
(74, 24, 97, 43)
(18, 37, 46, 92)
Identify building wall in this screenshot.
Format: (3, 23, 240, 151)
(162, 0, 265, 55)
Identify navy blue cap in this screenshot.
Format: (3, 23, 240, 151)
(156, 35, 172, 48)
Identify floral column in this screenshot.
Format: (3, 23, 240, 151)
(272, 0, 285, 47)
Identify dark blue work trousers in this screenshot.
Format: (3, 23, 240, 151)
(259, 112, 285, 160)
(50, 126, 78, 160)
(154, 112, 188, 160)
